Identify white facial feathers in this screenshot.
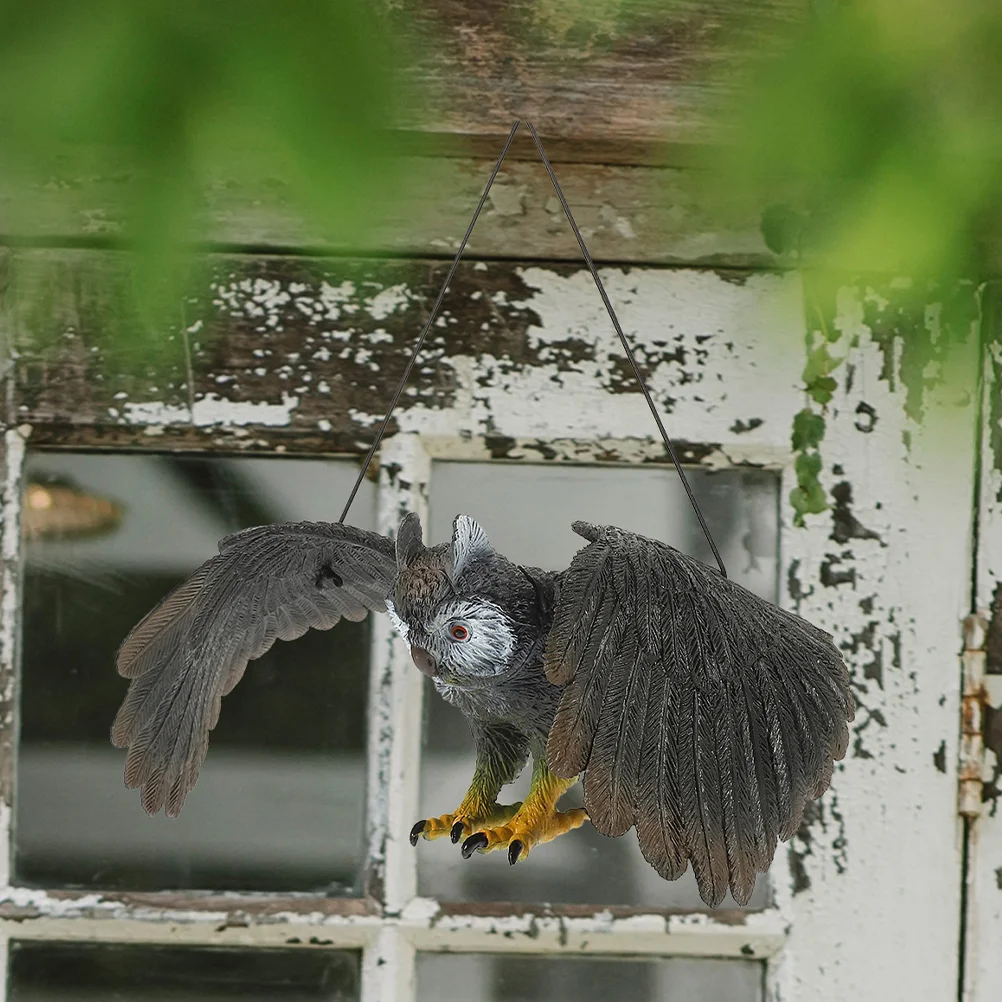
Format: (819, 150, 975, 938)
(449, 515, 494, 581)
(428, 598, 515, 678)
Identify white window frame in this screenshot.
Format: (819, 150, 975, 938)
(0, 265, 981, 1002)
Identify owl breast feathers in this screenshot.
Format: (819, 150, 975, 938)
(112, 511, 853, 906)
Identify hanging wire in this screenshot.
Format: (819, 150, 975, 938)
(339, 118, 727, 578)
(338, 120, 522, 523)
(524, 122, 726, 578)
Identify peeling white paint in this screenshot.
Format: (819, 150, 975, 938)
(367, 435, 429, 918)
(772, 281, 978, 1002)
(279, 268, 803, 450)
(123, 393, 299, 428)
(365, 285, 411, 320)
(0, 430, 25, 893)
(0, 884, 785, 959)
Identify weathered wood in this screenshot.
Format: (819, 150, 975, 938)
(389, 0, 806, 157)
(1, 247, 984, 1002)
(6, 248, 794, 449)
(0, 156, 776, 268)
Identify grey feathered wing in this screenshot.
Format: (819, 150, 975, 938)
(112, 522, 396, 817)
(544, 521, 854, 907)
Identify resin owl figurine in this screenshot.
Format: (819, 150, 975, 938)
(111, 513, 854, 907)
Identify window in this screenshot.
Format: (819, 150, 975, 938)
(9, 943, 360, 1002)
(418, 460, 778, 910)
(0, 246, 979, 1001)
(1, 441, 784, 1001)
(18, 454, 374, 894)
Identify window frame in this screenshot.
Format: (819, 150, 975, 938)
(0, 262, 981, 1002)
(0, 431, 789, 1002)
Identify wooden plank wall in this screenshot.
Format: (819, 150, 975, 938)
(0, 0, 800, 445)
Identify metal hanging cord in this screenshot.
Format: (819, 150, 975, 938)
(337, 120, 521, 524)
(525, 123, 726, 577)
(339, 119, 727, 579)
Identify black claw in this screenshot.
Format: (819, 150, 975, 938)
(461, 832, 489, 859)
(450, 821, 466, 843)
(409, 820, 427, 847)
(508, 840, 523, 865)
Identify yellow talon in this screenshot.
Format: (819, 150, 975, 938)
(457, 757, 587, 863)
(460, 806, 588, 863)
(409, 801, 522, 846)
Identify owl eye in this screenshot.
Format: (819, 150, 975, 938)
(449, 623, 470, 642)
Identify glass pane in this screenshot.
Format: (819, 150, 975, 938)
(17, 453, 375, 893)
(420, 462, 778, 908)
(417, 953, 762, 1002)
(9, 942, 360, 1002)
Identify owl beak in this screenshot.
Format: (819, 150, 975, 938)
(410, 646, 438, 677)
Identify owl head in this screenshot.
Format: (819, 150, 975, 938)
(390, 513, 520, 684)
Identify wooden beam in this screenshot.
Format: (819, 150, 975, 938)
(5, 248, 785, 449)
(0, 157, 776, 268)
(388, 0, 805, 159)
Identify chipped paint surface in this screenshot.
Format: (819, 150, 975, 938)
(771, 278, 978, 1002)
(0, 884, 786, 959)
(12, 253, 805, 456)
(122, 393, 300, 428)
(366, 435, 428, 916)
(402, 898, 788, 957)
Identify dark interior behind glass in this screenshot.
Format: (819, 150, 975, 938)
(17, 453, 374, 893)
(9, 942, 360, 1002)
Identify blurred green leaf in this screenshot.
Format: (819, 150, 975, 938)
(0, 0, 405, 331)
(760, 203, 803, 257)
(806, 376, 837, 406)
(790, 449, 828, 526)
(712, 0, 1002, 280)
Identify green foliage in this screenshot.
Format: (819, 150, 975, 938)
(790, 449, 827, 527)
(0, 0, 405, 322)
(759, 203, 804, 257)
(788, 273, 845, 526)
(802, 341, 841, 405)
(714, 0, 1002, 280)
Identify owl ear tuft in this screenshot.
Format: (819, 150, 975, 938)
(395, 512, 425, 568)
(450, 514, 494, 580)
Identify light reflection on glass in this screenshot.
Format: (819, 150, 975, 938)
(17, 452, 375, 893)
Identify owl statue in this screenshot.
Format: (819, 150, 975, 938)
(112, 512, 853, 906)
